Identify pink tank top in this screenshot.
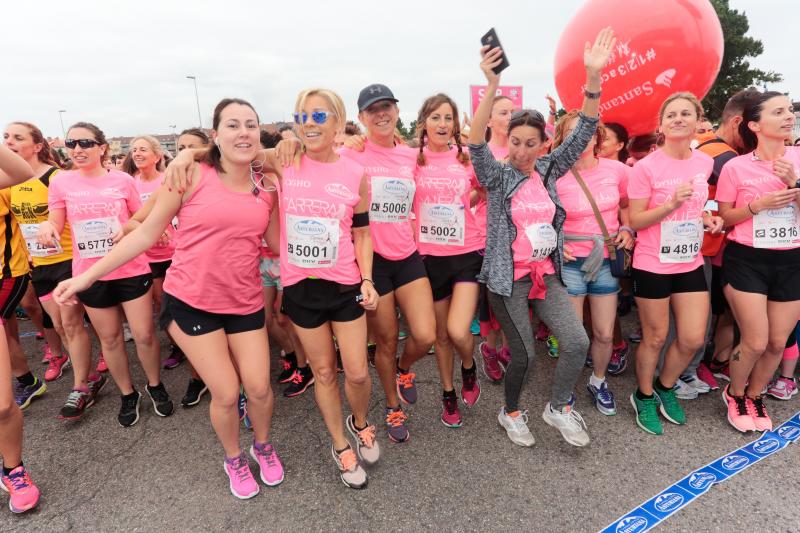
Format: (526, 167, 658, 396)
(279, 155, 364, 288)
(163, 164, 272, 314)
(134, 173, 176, 263)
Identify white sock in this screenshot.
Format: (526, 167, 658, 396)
(589, 373, 605, 389)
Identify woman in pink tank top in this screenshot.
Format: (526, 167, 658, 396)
(52, 101, 285, 500)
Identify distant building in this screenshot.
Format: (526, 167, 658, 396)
(108, 123, 283, 155)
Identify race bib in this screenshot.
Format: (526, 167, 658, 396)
(753, 205, 799, 248)
(418, 203, 465, 246)
(73, 217, 121, 259)
(659, 219, 702, 263)
(285, 214, 339, 268)
(524, 223, 557, 262)
(20, 223, 62, 258)
(369, 177, 414, 223)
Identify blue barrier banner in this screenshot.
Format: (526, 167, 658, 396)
(599, 508, 659, 533)
(640, 485, 698, 521)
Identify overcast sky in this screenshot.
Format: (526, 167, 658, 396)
(1, 0, 794, 139)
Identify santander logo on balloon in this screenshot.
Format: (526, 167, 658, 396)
(554, 0, 723, 136)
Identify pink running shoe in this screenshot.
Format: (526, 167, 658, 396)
(249, 441, 284, 486)
(479, 342, 504, 382)
(696, 362, 719, 391)
(441, 394, 463, 428)
(766, 377, 798, 400)
(1, 465, 40, 514)
(722, 385, 756, 433)
(223, 453, 259, 499)
(460, 367, 481, 407)
(711, 362, 730, 382)
(748, 396, 773, 432)
(96, 352, 108, 374)
(535, 322, 550, 342)
(44, 353, 71, 382)
(40, 344, 52, 365)
(497, 346, 511, 368)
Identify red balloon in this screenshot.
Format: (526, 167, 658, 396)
(554, 0, 723, 136)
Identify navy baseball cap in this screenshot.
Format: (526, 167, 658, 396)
(357, 84, 399, 111)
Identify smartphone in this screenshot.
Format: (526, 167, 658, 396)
(480, 27, 510, 74)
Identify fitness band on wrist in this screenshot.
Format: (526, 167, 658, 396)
(747, 202, 757, 216)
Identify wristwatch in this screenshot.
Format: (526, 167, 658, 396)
(584, 89, 602, 99)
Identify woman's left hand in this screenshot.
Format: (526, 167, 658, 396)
(584, 27, 616, 74)
(359, 280, 379, 311)
(615, 230, 635, 250)
(704, 214, 724, 234)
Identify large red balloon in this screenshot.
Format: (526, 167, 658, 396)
(554, 0, 723, 136)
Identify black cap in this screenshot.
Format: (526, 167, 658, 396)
(357, 84, 399, 111)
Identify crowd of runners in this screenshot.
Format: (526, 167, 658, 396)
(1, 27, 799, 511)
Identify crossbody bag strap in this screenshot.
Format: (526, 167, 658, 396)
(571, 166, 616, 260)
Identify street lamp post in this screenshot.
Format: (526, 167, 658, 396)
(186, 76, 202, 128)
(169, 124, 177, 153)
(58, 110, 67, 138)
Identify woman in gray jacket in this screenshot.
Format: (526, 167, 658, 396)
(467, 27, 615, 447)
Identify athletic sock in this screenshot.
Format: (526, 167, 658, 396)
(397, 366, 409, 375)
(709, 358, 727, 371)
(443, 389, 457, 399)
(16, 372, 35, 386)
(635, 389, 654, 400)
(589, 373, 605, 389)
(3, 462, 22, 476)
(654, 378, 671, 392)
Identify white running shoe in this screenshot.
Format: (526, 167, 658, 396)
(680, 372, 711, 394)
(673, 377, 699, 400)
(542, 402, 590, 447)
(123, 323, 133, 342)
(498, 407, 535, 447)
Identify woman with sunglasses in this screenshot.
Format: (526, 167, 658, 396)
(55, 99, 285, 499)
(5, 122, 106, 420)
(627, 93, 723, 436)
(38, 123, 173, 428)
(468, 28, 615, 447)
(0, 143, 40, 513)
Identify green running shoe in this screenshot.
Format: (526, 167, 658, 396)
(653, 381, 686, 425)
(630, 393, 663, 435)
(546, 335, 559, 358)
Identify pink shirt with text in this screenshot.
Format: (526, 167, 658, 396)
(48, 169, 149, 280)
(628, 149, 712, 274)
(134, 173, 176, 262)
(557, 158, 630, 258)
(510, 175, 556, 280)
(715, 147, 800, 249)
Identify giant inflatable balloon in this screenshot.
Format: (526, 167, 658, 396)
(554, 0, 723, 136)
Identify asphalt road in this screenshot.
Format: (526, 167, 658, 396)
(4, 315, 799, 532)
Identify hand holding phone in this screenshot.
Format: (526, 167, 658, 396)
(480, 28, 510, 75)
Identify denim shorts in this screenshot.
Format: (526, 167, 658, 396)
(562, 257, 619, 297)
(259, 257, 282, 290)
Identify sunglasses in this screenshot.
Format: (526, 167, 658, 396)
(65, 138, 102, 149)
(293, 111, 334, 125)
(510, 109, 545, 123)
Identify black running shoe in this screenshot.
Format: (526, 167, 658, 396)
(284, 366, 315, 398)
(118, 391, 141, 427)
(277, 355, 297, 384)
(146, 383, 174, 417)
(181, 378, 208, 408)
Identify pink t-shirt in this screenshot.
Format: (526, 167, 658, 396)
(48, 169, 149, 280)
(628, 149, 712, 274)
(279, 155, 364, 288)
(510, 175, 557, 280)
(414, 147, 486, 256)
(489, 143, 509, 161)
(163, 164, 272, 314)
(715, 147, 800, 249)
(557, 158, 630, 258)
(134, 173, 176, 263)
(340, 141, 418, 260)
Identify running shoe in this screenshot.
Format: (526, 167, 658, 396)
(14, 377, 46, 409)
(497, 346, 511, 368)
(722, 385, 756, 432)
(367, 342, 377, 368)
(541, 398, 590, 447)
(384, 407, 409, 443)
(396, 370, 417, 405)
(427, 345, 435, 355)
(249, 441, 284, 486)
(607, 341, 629, 376)
(181, 378, 208, 407)
(748, 396, 772, 432)
(162, 345, 185, 369)
(277, 355, 296, 384)
(630, 392, 663, 435)
(238, 392, 251, 429)
(617, 292, 633, 316)
(35, 331, 44, 339)
(346, 414, 380, 466)
(336, 353, 344, 373)
(584, 347, 593, 368)
(440, 394, 463, 428)
(672, 377, 699, 400)
(118, 390, 141, 427)
(766, 377, 798, 400)
(628, 329, 642, 343)
(587, 380, 617, 416)
(14, 307, 28, 320)
(146, 383, 174, 417)
(331, 444, 367, 489)
(58, 388, 92, 420)
(283, 366, 314, 398)
(497, 407, 535, 447)
(397, 330, 408, 341)
(711, 362, 730, 382)
(223, 452, 259, 499)
(479, 342, 504, 382)
(123, 323, 133, 342)
(89, 373, 107, 401)
(470, 316, 480, 336)
(680, 371, 711, 395)
(545, 335, 559, 358)
(96, 352, 108, 373)
(1, 466, 40, 514)
(44, 353, 71, 382)
(461, 365, 481, 406)
(534, 322, 550, 341)
(40, 343, 52, 364)
(695, 361, 720, 391)
(654, 382, 686, 424)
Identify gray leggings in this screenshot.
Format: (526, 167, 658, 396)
(488, 275, 590, 412)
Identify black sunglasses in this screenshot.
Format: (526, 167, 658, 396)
(510, 109, 545, 123)
(65, 138, 102, 149)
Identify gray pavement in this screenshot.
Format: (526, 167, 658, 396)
(4, 317, 800, 532)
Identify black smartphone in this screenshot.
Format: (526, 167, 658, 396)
(480, 27, 510, 74)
